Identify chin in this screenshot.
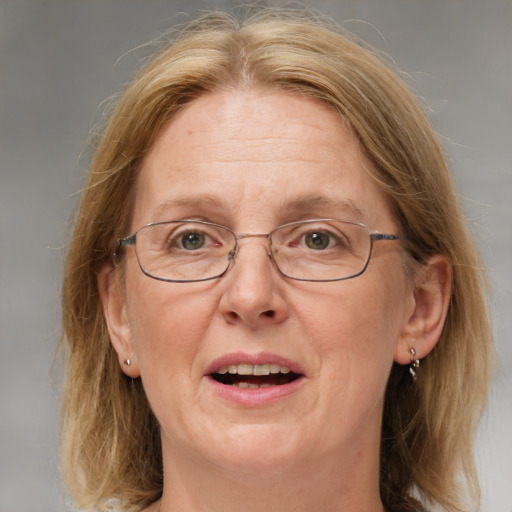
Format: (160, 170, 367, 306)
(198, 422, 307, 474)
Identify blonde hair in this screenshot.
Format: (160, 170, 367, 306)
(60, 9, 493, 512)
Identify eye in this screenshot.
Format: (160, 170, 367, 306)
(304, 231, 331, 250)
(279, 222, 351, 252)
(163, 223, 229, 253)
(180, 231, 206, 250)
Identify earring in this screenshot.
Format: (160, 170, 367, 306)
(124, 358, 131, 367)
(409, 347, 420, 380)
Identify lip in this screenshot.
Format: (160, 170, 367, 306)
(205, 351, 305, 376)
(204, 351, 306, 406)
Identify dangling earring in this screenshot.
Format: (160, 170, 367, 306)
(409, 347, 420, 380)
(124, 358, 131, 367)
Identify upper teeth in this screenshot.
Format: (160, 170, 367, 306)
(216, 363, 291, 376)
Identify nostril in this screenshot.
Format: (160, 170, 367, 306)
(262, 310, 275, 318)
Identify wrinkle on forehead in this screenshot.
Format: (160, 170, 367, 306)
(152, 90, 353, 163)
(133, 90, 395, 232)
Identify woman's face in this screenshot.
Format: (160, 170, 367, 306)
(107, 90, 416, 477)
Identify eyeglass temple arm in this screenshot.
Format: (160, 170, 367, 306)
(114, 234, 136, 258)
(371, 233, 401, 241)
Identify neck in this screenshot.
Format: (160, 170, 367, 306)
(158, 437, 384, 512)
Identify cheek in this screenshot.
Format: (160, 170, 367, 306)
(125, 276, 217, 374)
(124, 280, 220, 430)
(298, 274, 407, 382)
(308, 282, 398, 342)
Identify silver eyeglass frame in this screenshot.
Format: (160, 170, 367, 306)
(114, 218, 402, 283)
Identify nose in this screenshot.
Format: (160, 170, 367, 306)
(219, 237, 289, 328)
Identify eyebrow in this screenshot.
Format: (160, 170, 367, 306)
(150, 195, 225, 221)
(149, 193, 367, 224)
(280, 194, 367, 221)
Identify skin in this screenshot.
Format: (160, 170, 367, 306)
(99, 90, 451, 512)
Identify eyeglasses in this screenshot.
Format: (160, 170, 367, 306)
(115, 219, 401, 283)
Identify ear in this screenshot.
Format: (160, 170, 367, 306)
(97, 264, 141, 378)
(394, 254, 452, 365)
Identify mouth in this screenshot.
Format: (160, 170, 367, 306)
(210, 363, 301, 389)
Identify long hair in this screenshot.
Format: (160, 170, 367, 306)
(60, 9, 493, 512)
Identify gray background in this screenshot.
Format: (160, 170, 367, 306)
(1, 1, 510, 511)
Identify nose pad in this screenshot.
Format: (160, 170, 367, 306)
(227, 236, 273, 268)
(219, 240, 288, 327)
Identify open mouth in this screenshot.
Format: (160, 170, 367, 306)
(210, 363, 301, 389)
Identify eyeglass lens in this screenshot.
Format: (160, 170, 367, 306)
(131, 220, 373, 282)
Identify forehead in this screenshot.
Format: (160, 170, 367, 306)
(133, 90, 395, 230)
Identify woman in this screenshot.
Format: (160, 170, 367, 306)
(59, 9, 493, 512)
